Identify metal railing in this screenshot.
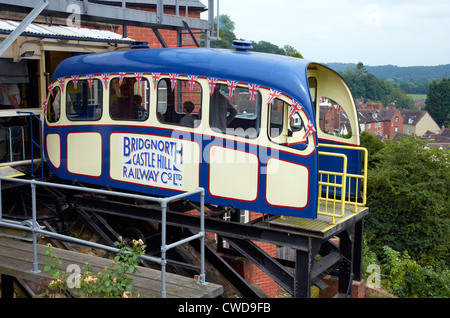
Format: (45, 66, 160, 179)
(317, 144, 368, 224)
(0, 177, 207, 298)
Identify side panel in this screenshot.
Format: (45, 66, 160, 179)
(46, 133, 61, 169)
(67, 132, 102, 177)
(109, 133, 200, 191)
(265, 158, 309, 209)
(208, 145, 259, 202)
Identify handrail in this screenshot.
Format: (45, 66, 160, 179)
(0, 177, 207, 298)
(317, 143, 368, 224)
(317, 151, 347, 224)
(318, 143, 368, 208)
(16, 111, 44, 181)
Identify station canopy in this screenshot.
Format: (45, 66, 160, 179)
(0, 19, 135, 43)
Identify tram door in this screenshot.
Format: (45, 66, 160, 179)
(308, 64, 363, 199)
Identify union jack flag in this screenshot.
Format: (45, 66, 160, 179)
(227, 80, 238, 99)
(118, 72, 127, 86)
(267, 89, 281, 104)
(187, 75, 198, 92)
(86, 74, 95, 91)
(58, 78, 65, 93)
(208, 77, 218, 96)
(320, 96, 327, 103)
(71, 75, 80, 90)
(42, 98, 48, 113)
(248, 83, 260, 104)
(101, 73, 110, 90)
(152, 73, 161, 90)
(289, 100, 303, 119)
(169, 74, 179, 91)
(135, 72, 144, 89)
(47, 83, 54, 97)
(302, 121, 316, 140)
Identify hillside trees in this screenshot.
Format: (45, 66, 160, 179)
(363, 135, 450, 268)
(340, 63, 415, 109)
(425, 78, 450, 127)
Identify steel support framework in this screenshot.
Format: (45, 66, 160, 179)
(74, 194, 367, 298)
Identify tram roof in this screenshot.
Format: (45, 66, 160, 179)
(52, 47, 321, 115)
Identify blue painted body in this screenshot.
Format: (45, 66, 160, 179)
(45, 47, 359, 219)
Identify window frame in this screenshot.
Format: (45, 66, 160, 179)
(66, 77, 103, 122)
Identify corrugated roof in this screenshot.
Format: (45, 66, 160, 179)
(0, 19, 134, 43)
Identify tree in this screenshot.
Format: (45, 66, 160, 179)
(211, 14, 236, 49)
(425, 78, 450, 127)
(364, 136, 450, 268)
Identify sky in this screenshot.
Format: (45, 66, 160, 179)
(203, 0, 450, 67)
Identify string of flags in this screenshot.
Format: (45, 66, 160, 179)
(44, 72, 316, 140)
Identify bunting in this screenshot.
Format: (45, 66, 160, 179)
(71, 75, 80, 90)
(135, 72, 144, 89)
(187, 75, 198, 92)
(227, 80, 238, 99)
(101, 73, 110, 90)
(169, 73, 179, 91)
(47, 83, 54, 98)
(118, 72, 127, 86)
(208, 77, 218, 96)
(267, 89, 281, 104)
(42, 98, 48, 113)
(248, 83, 260, 104)
(58, 78, 65, 93)
(302, 121, 316, 140)
(289, 100, 303, 119)
(86, 74, 95, 91)
(152, 72, 161, 90)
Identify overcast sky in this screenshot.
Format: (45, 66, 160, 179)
(204, 0, 450, 67)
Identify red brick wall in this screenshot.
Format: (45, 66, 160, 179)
(113, 7, 201, 48)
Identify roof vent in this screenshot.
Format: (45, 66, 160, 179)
(131, 41, 149, 49)
(232, 40, 253, 51)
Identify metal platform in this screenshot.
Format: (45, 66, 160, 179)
(270, 204, 369, 239)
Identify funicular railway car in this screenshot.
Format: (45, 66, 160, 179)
(43, 42, 367, 223)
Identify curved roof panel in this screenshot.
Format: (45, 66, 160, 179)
(52, 47, 318, 116)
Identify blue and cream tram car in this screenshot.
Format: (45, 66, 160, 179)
(43, 43, 367, 221)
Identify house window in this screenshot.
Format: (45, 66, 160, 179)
(395, 126, 398, 132)
(395, 116, 399, 122)
(367, 124, 371, 129)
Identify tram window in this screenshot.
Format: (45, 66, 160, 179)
(156, 78, 202, 128)
(209, 84, 261, 138)
(269, 98, 306, 144)
(318, 96, 351, 139)
(110, 77, 150, 121)
(269, 98, 286, 138)
(47, 85, 61, 123)
(66, 79, 102, 121)
(308, 77, 317, 114)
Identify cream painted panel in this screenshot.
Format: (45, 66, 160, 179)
(265, 158, 309, 208)
(109, 133, 200, 191)
(209, 146, 259, 201)
(46, 133, 61, 168)
(67, 132, 102, 176)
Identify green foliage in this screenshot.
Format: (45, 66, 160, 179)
(364, 136, 450, 268)
(211, 15, 303, 58)
(425, 78, 450, 127)
(381, 246, 450, 298)
(340, 62, 415, 109)
(41, 237, 146, 298)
